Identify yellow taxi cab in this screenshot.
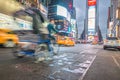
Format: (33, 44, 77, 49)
(0, 28, 19, 47)
(56, 35, 75, 46)
(92, 35, 98, 45)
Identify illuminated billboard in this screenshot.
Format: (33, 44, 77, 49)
(88, 6, 96, 35)
(0, 13, 32, 30)
(88, 6, 96, 18)
(88, 18, 95, 29)
(67, 12, 71, 22)
(88, 19, 95, 35)
(71, 19, 76, 31)
(88, 0, 96, 6)
(57, 5, 67, 18)
(88, 29, 95, 35)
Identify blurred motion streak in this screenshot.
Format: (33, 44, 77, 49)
(0, 0, 23, 15)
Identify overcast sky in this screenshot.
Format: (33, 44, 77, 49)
(74, 0, 111, 38)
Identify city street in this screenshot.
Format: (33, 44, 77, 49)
(0, 44, 120, 80)
(0, 0, 120, 80)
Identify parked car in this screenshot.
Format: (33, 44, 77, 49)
(0, 29, 19, 47)
(103, 37, 120, 50)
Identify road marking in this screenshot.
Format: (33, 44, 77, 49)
(112, 56, 120, 69)
(49, 48, 99, 80)
(78, 56, 96, 80)
(49, 50, 92, 79)
(114, 54, 120, 60)
(51, 52, 85, 75)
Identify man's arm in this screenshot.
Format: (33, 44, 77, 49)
(51, 25, 58, 33)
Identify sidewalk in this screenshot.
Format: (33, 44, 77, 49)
(82, 50, 120, 80)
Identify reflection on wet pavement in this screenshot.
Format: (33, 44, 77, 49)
(62, 67, 85, 74)
(10, 51, 96, 80)
(0, 45, 99, 80)
(48, 51, 97, 80)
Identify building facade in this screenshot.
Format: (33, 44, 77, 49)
(108, 0, 120, 38)
(0, 0, 77, 37)
(48, 0, 77, 38)
(0, 0, 52, 30)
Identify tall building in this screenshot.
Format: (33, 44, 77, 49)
(82, 0, 96, 39)
(81, 0, 103, 42)
(108, 0, 120, 38)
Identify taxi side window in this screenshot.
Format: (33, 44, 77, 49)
(7, 31, 15, 34)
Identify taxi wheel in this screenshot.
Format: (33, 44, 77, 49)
(12, 45, 24, 58)
(71, 43, 74, 46)
(34, 44, 48, 61)
(118, 48, 120, 51)
(4, 40, 16, 48)
(103, 46, 107, 50)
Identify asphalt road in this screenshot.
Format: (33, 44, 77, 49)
(0, 44, 119, 80)
(82, 47, 120, 80)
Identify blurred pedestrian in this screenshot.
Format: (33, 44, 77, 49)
(47, 19, 58, 41)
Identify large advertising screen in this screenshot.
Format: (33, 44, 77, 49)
(88, 6, 96, 18)
(57, 5, 67, 18)
(88, 6, 96, 35)
(0, 13, 32, 30)
(67, 12, 71, 22)
(88, 18, 95, 29)
(0, 13, 20, 30)
(71, 19, 76, 31)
